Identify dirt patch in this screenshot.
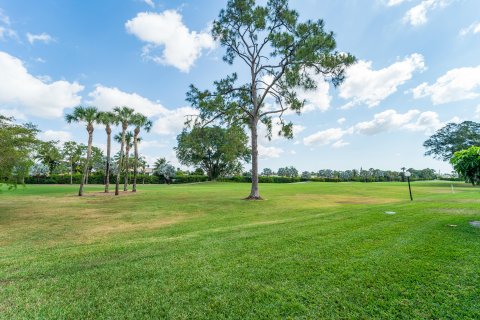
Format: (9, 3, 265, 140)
(288, 194, 398, 206)
(80, 191, 140, 197)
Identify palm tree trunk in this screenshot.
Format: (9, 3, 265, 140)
(79, 130, 93, 196)
(124, 145, 130, 191)
(105, 127, 111, 193)
(247, 118, 261, 200)
(132, 133, 139, 192)
(115, 129, 126, 196)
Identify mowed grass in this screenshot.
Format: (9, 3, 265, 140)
(0, 182, 479, 319)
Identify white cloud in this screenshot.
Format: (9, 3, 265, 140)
(303, 109, 446, 147)
(143, 0, 155, 8)
(125, 10, 216, 72)
(298, 76, 332, 112)
(152, 106, 198, 135)
(412, 65, 480, 105)
(0, 10, 17, 41)
(258, 145, 284, 159)
(403, 0, 449, 27)
(386, 0, 409, 6)
(0, 108, 26, 120)
(88, 85, 167, 117)
(460, 22, 480, 36)
(0, 51, 83, 118)
(26, 32, 54, 44)
(339, 53, 425, 108)
(303, 128, 350, 146)
(337, 117, 346, 124)
(353, 109, 420, 135)
(39, 130, 72, 143)
(332, 140, 349, 148)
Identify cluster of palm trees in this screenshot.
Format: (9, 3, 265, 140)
(65, 106, 152, 196)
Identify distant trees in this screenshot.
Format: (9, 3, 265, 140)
(0, 116, 39, 186)
(154, 158, 176, 184)
(187, 0, 355, 199)
(277, 166, 298, 178)
(34, 140, 62, 174)
(450, 146, 480, 186)
(424, 121, 480, 161)
(175, 126, 250, 180)
(261, 168, 274, 177)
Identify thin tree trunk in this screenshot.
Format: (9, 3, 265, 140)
(247, 118, 261, 200)
(79, 129, 93, 196)
(132, 132, 139, 192)
(70, 160, 73, 185)
(115, 127, 126, 196)
(105, 127, 111, 193)
(124, 145, 130, 191)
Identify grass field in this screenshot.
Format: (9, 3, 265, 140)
(0, 181, 479, 319)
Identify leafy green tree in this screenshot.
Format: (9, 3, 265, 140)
(35, 140, 62, 174)
(176, 126, 250, 181)
(112, 106, 135, 195)
(130, 113, 152, 192)
(301, 171, 311, 179)
(97, 111, 118, 192)
(62, 141, 84, 184)
(187, 0, 355, 199)
(154, 158, 175, 184)
(65, 106, 100, 196)
(29, 163, 49, 182)
(424, 121, 480, 161)
(261, 168, 274, 176)
(450, 146, 480, 186)
(0, 116, 39, 186)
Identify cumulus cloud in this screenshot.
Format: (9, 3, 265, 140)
(152, 106, 198, 135)
(460, 22, 480, 36)
(88, 85, 167, 117)
(0, 108, 26, 120)
(125, 10, 216, 72)
(303, 109, 448, 147)
(258, 145, 284, 159)
(298, 75, 332, 112)
(339, 53, 425, 108)
(386, 0, 409, 6)
(303, 128, 351, 146)
(353, 109, 420, 135)
(0, 51, 83, 118)
(403, 0, 449, 27)
(337, 117, 346, 124)
(26, 32, 54, 44)
(39, 130, 72, 143)
(412, 65, 480, 105)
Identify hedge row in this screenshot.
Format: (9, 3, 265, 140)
(25, 174, 209, 184)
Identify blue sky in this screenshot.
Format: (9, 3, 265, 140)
(0, 0, 479, 173)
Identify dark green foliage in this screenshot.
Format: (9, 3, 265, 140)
(423, 121, 480, 161)
(0, 115, 39, 186)
(450, 146, 480, 185)
(175, 126, 250, 180)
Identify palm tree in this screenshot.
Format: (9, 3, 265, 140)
(115, 131, 141, 191)
(65, 106, 99, 196)
(112, 106, 135, 195)
(97, 111, 118, 193)
(130, 113, 152, 192)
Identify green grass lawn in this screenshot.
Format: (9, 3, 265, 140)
(0, 181, 479, 319)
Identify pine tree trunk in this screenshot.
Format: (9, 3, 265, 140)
(132, 131, 139, 192)
(79, 128, 93, 196)
(247, 118, 261, 200)
(115, 127, 126, 196)
(105, 127, 111, 193)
